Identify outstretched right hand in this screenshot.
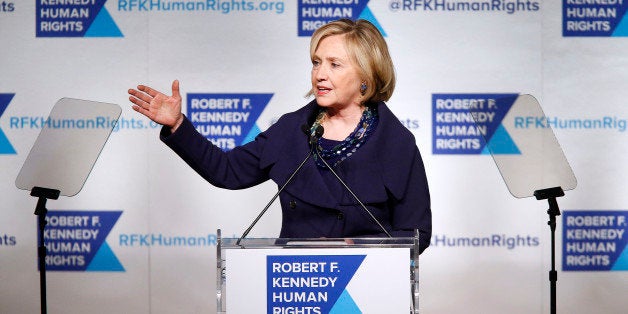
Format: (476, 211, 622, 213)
(128, 80, 184, 132)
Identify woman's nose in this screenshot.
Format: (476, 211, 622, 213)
(313, 64, 328, 81)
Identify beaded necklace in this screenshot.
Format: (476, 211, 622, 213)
(310, 105, 379, 169)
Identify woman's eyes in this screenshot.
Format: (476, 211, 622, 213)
(312, 60, 341, 68)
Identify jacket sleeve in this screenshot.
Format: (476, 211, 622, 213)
(160, 116, 271, 189)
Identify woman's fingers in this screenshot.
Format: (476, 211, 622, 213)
(128, 88, 148, 106)
(171, 80, 181, 99)
(130, 99, 150, 118)
(137, 84, 160, 97)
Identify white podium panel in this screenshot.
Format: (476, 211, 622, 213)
(225, 247, 410, 314)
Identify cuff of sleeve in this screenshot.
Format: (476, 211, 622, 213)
(160, 115, 190, 142)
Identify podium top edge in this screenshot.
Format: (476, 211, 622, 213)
(219, 237, 418, 249)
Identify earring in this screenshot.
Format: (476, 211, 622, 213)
(360, 82, 367, 96)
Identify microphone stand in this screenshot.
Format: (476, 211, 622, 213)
(236, 149, 314, 246)
(236, 124, 393, 245)
(236, 126, 324, 246)
(314, 146, 392, 238)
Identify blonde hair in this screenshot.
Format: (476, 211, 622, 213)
(307, 19, 396, 103)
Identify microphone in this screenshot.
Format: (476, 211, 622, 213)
(236, 124, 323, 245)
(301, 124, 324, 146)
(310, 125, 324, 146)
(314, 125, 392, 238)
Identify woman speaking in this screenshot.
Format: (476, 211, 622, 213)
(128, 19, 432, 253)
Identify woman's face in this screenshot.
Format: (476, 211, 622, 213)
(311, 34, 363, 110)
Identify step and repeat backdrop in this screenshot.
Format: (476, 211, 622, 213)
(1, 1, 627, 313)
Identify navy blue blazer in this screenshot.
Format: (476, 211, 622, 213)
(161, 100, 432, 253)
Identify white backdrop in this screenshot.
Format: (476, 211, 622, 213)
(1, 1, 627, 313)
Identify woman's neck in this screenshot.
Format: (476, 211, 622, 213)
(321, 104, 365, 141)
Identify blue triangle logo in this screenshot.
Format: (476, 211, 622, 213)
(613, 15, 628, 36)
(0, 94, 16, 154)
(329, 290, 362, 314)
(86, 241, 125, 272)
(485, 124, 520, 154)
(612, 5, 628, 37)
(0, 129, 16, 154)
(611, 245, 628, 271)
(358, 6, 387, 37)
(85, 7, 123, 37)
(242, 123, 261, 145)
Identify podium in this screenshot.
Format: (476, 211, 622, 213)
(216, 230, 421, 314)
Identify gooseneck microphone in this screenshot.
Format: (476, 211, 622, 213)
(313, 125, 393, 238)
(236, 124, 323, 246)
(309, 124, 325, 146)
